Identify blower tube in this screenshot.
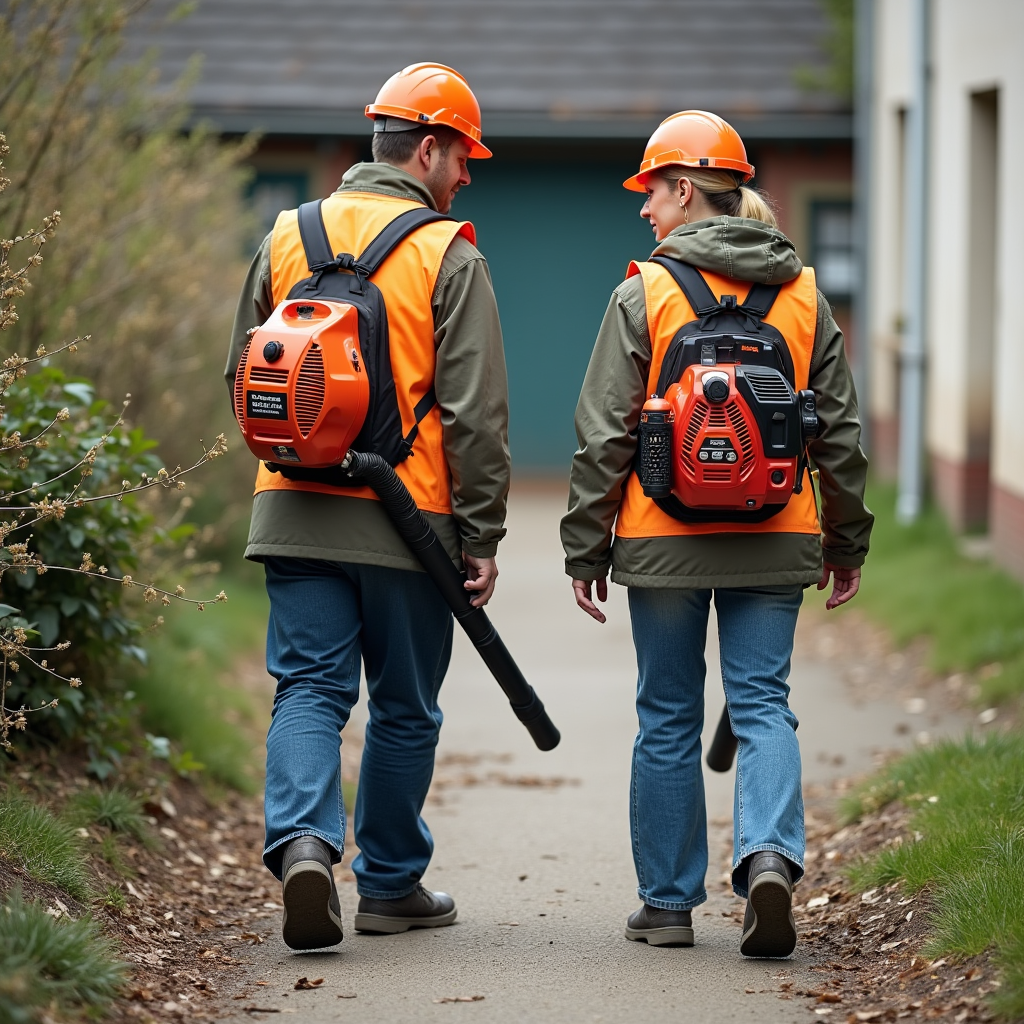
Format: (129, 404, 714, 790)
(705, 706, 738, 773)
(342, 450, 560, 752)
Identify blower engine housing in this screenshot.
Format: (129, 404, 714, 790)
(234, 299, 369, 468)
(639, 363, 816, 516)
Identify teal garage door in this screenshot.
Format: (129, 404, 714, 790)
(451, 154, 655, 472)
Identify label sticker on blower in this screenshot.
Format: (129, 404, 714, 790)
(247, 390, 288, 420)
(271, 445, 301, 463)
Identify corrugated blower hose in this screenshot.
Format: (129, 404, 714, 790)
(342, 450, 561, 752)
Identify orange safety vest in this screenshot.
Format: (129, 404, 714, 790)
(253, 192, 475, 514)
(615, 260, 822, 539)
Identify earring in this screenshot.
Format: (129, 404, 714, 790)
(679, 201, 689, 224)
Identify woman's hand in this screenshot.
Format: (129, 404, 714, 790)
(573, 578, 608, 623)
(464, 554, 498, 607)
(818, 563, 861, 610)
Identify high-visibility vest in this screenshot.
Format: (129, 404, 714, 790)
(615, 260, 822, 539)
(253, 191, 475, 514)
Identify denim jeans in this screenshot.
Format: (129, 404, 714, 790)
(627, 585, 805, 910)
(261, 557, 453, 898)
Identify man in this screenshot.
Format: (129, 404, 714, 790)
(225, 63, 509, 950)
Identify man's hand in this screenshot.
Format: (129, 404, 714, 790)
(818, 562, 861, 610)
(572, 578, 608, 624)
(463, 554, 498, 607)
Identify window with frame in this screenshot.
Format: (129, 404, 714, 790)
(249, 172, 310, 243)
(810, 200, 857, 302)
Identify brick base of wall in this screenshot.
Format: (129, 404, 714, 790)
(870, 416, 899, 481)
(931, 454, 991, 532)
(992, 484, 1024, 583)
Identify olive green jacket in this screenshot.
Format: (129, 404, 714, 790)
(225, 163, 511, 570)
(561, 217, 873, 589)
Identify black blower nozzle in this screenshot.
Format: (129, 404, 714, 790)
(343, 450, 560, 752)
(706, 705, 738, 772)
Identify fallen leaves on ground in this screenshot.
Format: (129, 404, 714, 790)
(294, 977, 324, 990)
(434, 994, 485, 1003)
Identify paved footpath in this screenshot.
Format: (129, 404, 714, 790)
(223, 487, 966, 1023)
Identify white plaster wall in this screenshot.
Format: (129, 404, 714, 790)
(871, 0, 1024, 496)
(869, 0, 913, 426)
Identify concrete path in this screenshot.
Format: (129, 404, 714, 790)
(223, 487, 967, 1023)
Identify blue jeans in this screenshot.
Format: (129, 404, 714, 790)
(261, 557, 453, 898)
(627, 585, 805, 910)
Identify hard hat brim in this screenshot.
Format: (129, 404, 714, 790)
(365, 103, 492, 159)
(622, 155, 755, 192)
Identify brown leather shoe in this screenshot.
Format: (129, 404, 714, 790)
(354, 884, 457, 934)
(739, 851, 797, 958)
(624, 903, 694, 946)
(281, 836, 344, 950)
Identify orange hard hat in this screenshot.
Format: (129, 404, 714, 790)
(623, 110, 754, 191)
(365, 62, 492, 159)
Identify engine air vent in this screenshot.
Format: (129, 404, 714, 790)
(742, 368, 793, 403)
(295, 346, 326, 437)
(702, 468, 733, 483)
(682, 401, 708, 457)
(249, 366, 290, 385)
(726, 403, 755, 463)
(233, 341, 251, 424)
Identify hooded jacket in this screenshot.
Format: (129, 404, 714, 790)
(226, 162, 511, 570)
(561, 216, 873, 589)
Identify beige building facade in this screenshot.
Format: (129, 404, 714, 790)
(868, 0, 1024, 575)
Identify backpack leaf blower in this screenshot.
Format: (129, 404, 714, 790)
(234, 200, 560, 752)
(632, 260, 820, 772)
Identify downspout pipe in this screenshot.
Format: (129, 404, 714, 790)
(853, 0, 874, 455)
(896, 0, 931, 523)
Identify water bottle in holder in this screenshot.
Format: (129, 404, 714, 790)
(637, 396, 674, 498)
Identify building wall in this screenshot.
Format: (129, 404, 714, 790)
(871, 0, 1024, 578)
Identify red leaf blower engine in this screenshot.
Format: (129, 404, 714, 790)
(234, 202, 559, 751)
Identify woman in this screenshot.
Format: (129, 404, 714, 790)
(561, 111, 872, 957)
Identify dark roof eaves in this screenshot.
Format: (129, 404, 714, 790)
(192, 107, 853, 142)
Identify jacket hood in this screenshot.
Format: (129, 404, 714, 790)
(650, 216, 802, 285)
(336, 161, 438, 211)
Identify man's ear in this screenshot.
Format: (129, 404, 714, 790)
(417, 134, 438, 169)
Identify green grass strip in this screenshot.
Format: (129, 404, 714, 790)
(851, 484, 1024, 703)
(0, 887, 126, 1024)
(843, 732, 1024, 1018)
(134, 571, 269, 791)
(0, 797, 91, 902)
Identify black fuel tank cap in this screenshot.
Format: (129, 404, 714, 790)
(263, 340, 284, 363)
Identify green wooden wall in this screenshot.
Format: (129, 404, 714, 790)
(450, 155, 655, 471)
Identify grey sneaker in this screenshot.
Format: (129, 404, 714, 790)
(624, 904, 694, 947)
(739, 851, 797, 958)
(281, 836, 344, 950)
(354, 884, 457, 934)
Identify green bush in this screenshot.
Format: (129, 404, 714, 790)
(0, 887, 126, 1024)
(0, 366, 197, 749)
(0, 796, 91, 901)
(843, 733, 1024, 1019)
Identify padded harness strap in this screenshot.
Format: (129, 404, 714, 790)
(650, 256, 782, 329)
(402, 386, 438, 451)
(296, 200, 452, 277)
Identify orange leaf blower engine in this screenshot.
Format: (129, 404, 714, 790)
(638, 364, 817, 522)
(233, 299, 369, 469)
(635, 257, 820, 524)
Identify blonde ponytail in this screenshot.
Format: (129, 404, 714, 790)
(656, 166, 778, 229)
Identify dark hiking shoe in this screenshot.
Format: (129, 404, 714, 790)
(354, 884, 457, 934)
(624, 904, 694, 947)
(281, 836, 344, 950)
(740, 851, 797, 958)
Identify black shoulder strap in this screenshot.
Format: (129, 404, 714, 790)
(650, 255, 782, 323)
(296, 201, 335, 272)
(357, 207, 453, 275)
(740, 282, 781, 319)
(295, 201, 453, 276)
(401, 386, 438, 452)
(650, 257, 720, 317)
